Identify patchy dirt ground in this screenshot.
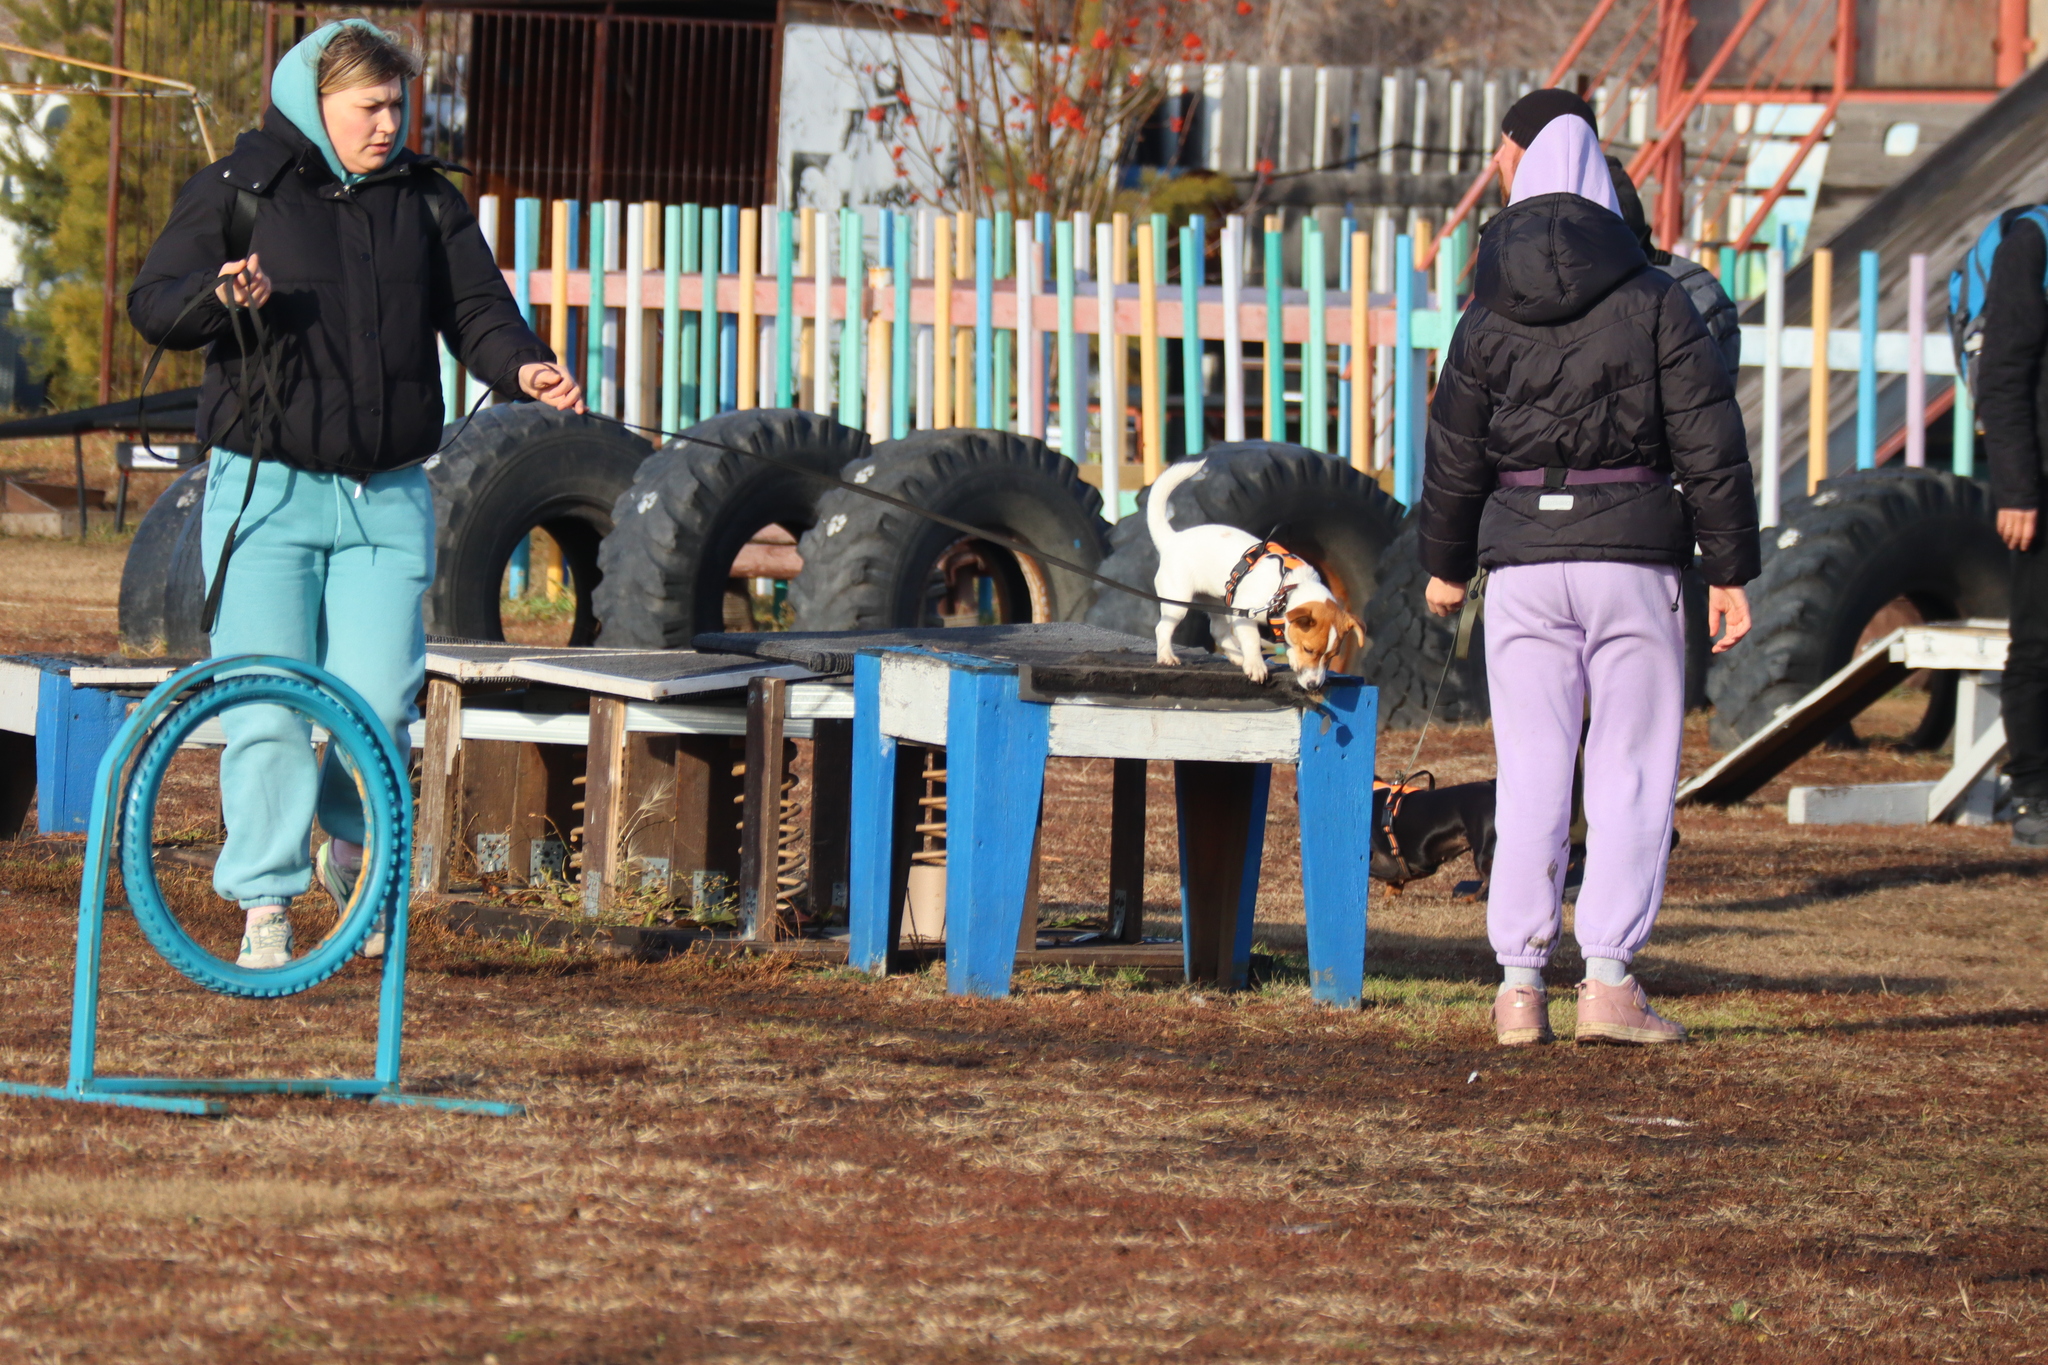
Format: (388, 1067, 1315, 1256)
(1, 538, 2044, 1363)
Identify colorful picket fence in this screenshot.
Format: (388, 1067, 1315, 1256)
(445, 198, 1968, 531)
(446, 196, 1479, 519)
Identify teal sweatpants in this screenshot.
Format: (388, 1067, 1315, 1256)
(202, 449, 433, 908)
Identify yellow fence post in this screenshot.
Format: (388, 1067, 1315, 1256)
(737, 207, 759, 410)
(549, 199, 570, 365)
(934, 215, 954, 428)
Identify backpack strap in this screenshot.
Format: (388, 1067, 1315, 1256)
(225, 187, 261, 262)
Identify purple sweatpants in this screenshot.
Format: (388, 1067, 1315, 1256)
(1483, 561, 1685, 969)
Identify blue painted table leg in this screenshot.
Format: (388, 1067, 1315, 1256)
(1174, 761, 1271, 990)
(943, 667, 1049, 998)
(847, 655, 901, 972)
(1296, 680, 1378, 1007)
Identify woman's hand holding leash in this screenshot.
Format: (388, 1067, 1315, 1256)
(215, 254, 272, 309)
(1707, 585, 1750, 653)
(1425, 576, 1467, 618)
(519, 362, 586, 413)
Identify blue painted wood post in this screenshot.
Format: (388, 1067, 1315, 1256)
(33, 669, 129, 834)
(1295, 679, 1377, 1007)
(775, 208, 796, 409)
(679, 204, 701, 422)
(1056, 219, 1080, 460)
(698, 206, 720, 421)
(1303, 219, 1327, 453)
(1337, 213, 1355, 463)
(721, 204, 740, 411)
(1858, 248, 1879, 469)
(662, 205, 683, 433)
(1174, 761, 1271, 991)
(839, 208, 864, 429)
(942, 662, 1050, 998)
(975, 217, 995, 428)
(893, 212, 913, 438)
(1264, 219, 1284, 441)
(585, 200, 606, 414)
(993, 210, 1013, 432)
(1181, 220, 1203, 456)
(846, 654, 900, 973)
(1393, 232, 1416, 507)
(513, 197, 539, 328)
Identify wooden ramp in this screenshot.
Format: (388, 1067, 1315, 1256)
(1678, 628, 1910, 807)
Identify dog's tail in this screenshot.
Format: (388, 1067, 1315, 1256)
(1146, 457, 1205, 550)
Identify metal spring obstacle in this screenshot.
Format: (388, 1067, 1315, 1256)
(0, 656, 522, 1117)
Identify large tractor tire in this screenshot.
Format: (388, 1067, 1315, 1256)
(594, 410, 870, 647)
(1083, 442, 1405, 662)
(118, 463, 209, 655)
(425, 403, 651, 644)
(1707, 468, 2005, 749)
(1355, 520, 1491, 731)
(789, 429, 1107, 630)
(121, 405, 650, 653)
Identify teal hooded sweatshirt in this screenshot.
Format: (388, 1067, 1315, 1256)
(268, 19, 410, 185)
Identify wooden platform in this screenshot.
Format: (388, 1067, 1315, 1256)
(700, 624, 1330, 706)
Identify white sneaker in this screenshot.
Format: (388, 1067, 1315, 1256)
(317, 841, 384, 959)
(236, 908, 294, 969)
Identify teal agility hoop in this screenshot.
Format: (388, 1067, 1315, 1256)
(0, 655, 522, 1117)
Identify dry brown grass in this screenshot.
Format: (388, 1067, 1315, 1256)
(0, 551, 2044, 1362)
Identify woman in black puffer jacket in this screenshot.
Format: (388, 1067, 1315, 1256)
(1417, 90, 1759, 1049)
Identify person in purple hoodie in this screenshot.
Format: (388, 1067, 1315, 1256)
(1417, 90, 1760, 1047)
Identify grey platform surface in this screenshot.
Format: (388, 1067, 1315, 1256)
(698, 624, 1335, 705)
(424, 639, 818, 700)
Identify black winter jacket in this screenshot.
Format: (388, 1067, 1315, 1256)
(1977, 211, 2048, 511)
(128, 108, 551, 477)
(1660, 253, 1742, 378)
(1418, 192, 1759, 587)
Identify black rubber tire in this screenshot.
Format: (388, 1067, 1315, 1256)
(118, 463, 209, 655)
(789, 429, 1107, 630)
(424, 403, 651, 644)
(1355, 519, 1491, 730)
(1358, 526, 1716, 731)
(1083, 442, 1406, 656)
(1706, 467, 2006, 748)
(594, 410, 871, 647)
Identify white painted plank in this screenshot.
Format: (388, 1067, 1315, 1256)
(1046, 699, 1298, 762)
(1788, 781, 1936, 826)
(0, 660, 43, 736)
(1892, 624, 2008, 671)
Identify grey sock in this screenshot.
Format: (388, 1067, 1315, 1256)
(1585, 956, 1630, 986)
(1500, 965, 1545, 993)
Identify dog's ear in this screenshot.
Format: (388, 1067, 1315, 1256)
(1285, 604, 1316, 628)
(1344, 614, 1366, 648)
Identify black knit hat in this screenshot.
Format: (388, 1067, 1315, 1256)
(1501, 87, 1598, 149)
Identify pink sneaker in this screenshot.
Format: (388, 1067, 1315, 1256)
(1575, 976, 1687, 1045)
(1493, 986, 1554, 1046)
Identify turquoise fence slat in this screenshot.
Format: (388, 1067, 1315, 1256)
(1394, 233, 1415, 507)
(894, 212, 913, 438)
(680, 205, 701, 423)
(975, 217, 994, 429)
(1303, 220, 1327, 453)
(994, 210, 1013, 433)
(662, 205, 683, 435)
(586, 201, 606, 413)
(721, 204, 740, 411)
(1264, 222, 1284, 441)
(776, 209, 796, 409)
(1056, 220, 1079, 460)
(698, 206, 720, 421)
(1181, 220, 1203, 457)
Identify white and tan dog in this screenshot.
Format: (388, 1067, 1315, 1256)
(1147, 458, 1363, 687)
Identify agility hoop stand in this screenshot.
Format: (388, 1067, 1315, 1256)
(0, 656, 522, 1118)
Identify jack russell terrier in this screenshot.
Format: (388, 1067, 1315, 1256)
(1147, 458, 1364, 688)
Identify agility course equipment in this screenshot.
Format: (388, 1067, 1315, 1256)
(593, 409, 871, 647)
(1706, 468, 2005, 748)
(788, 430, 1108, 632)
(1083, 440, 1405, 652)
(842, 639, 1376, 1005)
(0, 656, 521, 1116)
